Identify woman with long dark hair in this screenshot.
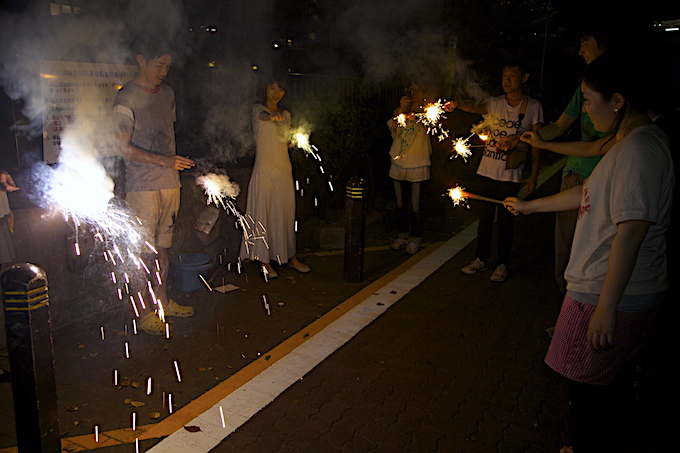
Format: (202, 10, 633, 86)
(240, 76, 309, 278)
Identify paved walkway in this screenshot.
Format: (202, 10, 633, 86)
(0, 162, 672, 452)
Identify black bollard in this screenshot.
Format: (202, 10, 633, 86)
(344, 177, 366, 283)
(2, 263, 61, 453)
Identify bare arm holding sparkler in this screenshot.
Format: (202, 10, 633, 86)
(0, 171, 19, 192)
(504, 184, 583, 215)
(260, 110, 287, 122)
(520, 130, 616, 157)
(448, 100, 488, 115)
(116, 132, 195, 170)
(533, 113, 577, 141)
(525, 123, 543, 194)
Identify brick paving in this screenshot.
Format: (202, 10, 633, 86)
(1, 169, 673, 452)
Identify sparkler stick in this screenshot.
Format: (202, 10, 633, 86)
(446, 185, 504, 207)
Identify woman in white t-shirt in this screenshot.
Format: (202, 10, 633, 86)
(504, 54, 672, 452)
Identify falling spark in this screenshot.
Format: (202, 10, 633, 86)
(145, 241, 158, 255)
(132, 319, 138, 335)
(131, 411, 137, 431)
(165, 323, 171, 339)
(94, 425, 99, 443)
(146, 377, 153, 396)
(100, 326, 105, 341)
(74, 242, 81, 256)
(113, 369, 119, 386)
(199, 274, 213, 291)
(173, 360, 182, 382)
(219, 406, 226, 428)
(262, 295, 271, 315)
(129, 296, 139, 318)
(124, 341, 130, 359)
(168, 393, 174, 414)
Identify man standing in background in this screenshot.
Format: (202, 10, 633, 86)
(114, 41, 195, 335)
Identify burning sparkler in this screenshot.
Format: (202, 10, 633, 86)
(416, 99, 449, 141)
(451, 138, 472, 161)
(446, 185, 504, 208)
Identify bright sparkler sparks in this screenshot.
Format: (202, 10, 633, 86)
(417, 99, 449, 141)
(446, 186, 470, 209)
(196, 173, 240, 209)
(446, 185, 504, 208)
(452, 138, 472, 161)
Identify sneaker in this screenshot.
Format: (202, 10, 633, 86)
(405, 241, 420, 255)
(390, 237, 408, 250)
(461, 258, 487, 275)
(490, 264, 508, 282)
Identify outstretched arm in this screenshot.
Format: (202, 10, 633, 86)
(449, 100, 488, 115)
(504, 184, 583, 215)
(535, 113, 577, 141)
(521, 131, 615, 157)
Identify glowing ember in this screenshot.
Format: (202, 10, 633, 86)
(396, 113, 407, 128)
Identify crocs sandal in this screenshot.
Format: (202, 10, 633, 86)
(164, 299, 195, 318)
(139, 312, 172, 336)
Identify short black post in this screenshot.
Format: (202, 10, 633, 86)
(2, 264, 61, 453)
(344, 177, 366, 283)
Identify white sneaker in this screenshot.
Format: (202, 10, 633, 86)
(405, 241, 420, 255)
(462, 258, 487, 275)
(490, 264, 508, 282)
(390, 237, 408, 250)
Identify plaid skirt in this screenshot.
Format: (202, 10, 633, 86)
(545, 294, 660, 385)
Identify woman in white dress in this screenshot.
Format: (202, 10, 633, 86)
(240, 78, 310, 278)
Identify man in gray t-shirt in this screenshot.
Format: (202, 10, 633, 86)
(114, 46, 195, 335)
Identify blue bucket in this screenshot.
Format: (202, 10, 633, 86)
(175, 253, 214, 293)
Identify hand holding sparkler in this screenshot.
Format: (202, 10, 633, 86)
(0, 171, 19, 192)
(166, 155, 195, 171)
(503, 197, 530, 216)
(443, 100, 456, 112)
(519, 131, 547, 149)
(497, 133, 521, 151)
(399, 95, 412, 110)
(269, 111, 286, 122)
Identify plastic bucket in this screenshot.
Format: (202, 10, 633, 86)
(174, 253, 214, 293)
